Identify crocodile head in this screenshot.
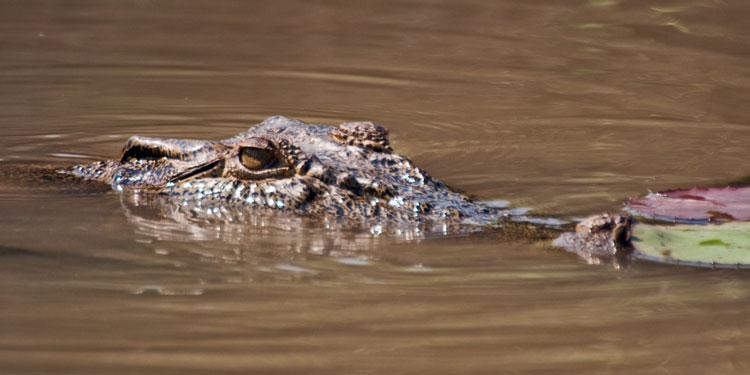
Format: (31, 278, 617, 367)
(68, 116, 487, 226)
(63, 115, 635, 266)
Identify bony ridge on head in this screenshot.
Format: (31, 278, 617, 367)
(332, 121, 392, 153)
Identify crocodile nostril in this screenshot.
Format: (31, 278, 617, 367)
(120, 144, 171, 163)
(119, 136, 220, 163)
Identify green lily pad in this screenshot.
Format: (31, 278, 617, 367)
(632, 222, 750, 268)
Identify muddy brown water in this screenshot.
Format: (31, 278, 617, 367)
(1, 1, 750, 374)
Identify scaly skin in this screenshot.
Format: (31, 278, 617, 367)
(63, 116, 632, 263)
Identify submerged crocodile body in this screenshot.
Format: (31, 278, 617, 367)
(65, 116, 631, 264)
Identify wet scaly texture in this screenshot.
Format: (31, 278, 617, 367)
(66, 116, 564, 233)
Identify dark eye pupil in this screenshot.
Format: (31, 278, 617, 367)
(240, 147, 274, 170)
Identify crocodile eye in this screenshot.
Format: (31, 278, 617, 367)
(240, 147, 275, 170)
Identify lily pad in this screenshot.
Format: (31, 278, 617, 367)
(632, 222, 750, 268)
(625, 186, 750, 223)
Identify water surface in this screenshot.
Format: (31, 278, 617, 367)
(1, 1, 750, 373)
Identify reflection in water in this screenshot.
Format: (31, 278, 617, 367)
(1, 0, 750, 373)
(119, 187, 572, 267)
(120, 192, 410, 262)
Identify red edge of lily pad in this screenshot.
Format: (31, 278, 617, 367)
(625, 186, 750, 224)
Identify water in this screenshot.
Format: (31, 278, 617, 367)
(1, 1, 750, 373)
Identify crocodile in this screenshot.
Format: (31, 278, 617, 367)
(63, 115, 633, 265)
